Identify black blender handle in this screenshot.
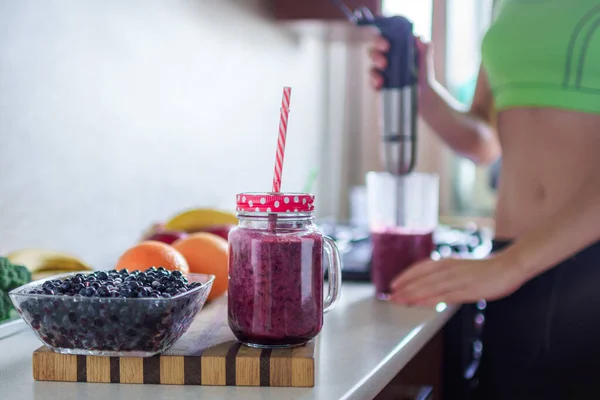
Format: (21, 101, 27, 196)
(358, 15, 418, 89)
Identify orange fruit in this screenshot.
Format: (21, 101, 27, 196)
(172, 233, 228, 301)
(116, 241, 189, 274)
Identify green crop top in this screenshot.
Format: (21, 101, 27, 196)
(481, 0, 600, 114)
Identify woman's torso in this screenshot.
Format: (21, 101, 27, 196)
(493, 109, 600, 239)
(481, 0, 600, 239)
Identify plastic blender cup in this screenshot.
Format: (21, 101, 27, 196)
(366, 172, 439, 300)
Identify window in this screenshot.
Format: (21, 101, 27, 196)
(445, 0, 495, 216)
(382, 0, 433, 41)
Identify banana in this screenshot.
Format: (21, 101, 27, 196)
(5, 249, 92, 274)
(164, 208, 238, 232)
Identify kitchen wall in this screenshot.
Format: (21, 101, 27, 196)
(0, 0, 327, 266)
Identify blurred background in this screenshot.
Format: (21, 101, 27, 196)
(0, 0, 497, 267)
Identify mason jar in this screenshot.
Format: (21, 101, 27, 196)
(228, 192, 342, 348)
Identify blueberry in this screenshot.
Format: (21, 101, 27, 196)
(157, 285, 167, 292)
(171, 270, 182, 278)
(168, 275, 178, 282)
(43, 288, 55, 295)
(97, 287, 110, 297)
(127, 281, 140, 290)
(90, 282, 101, 289)
(158, 266, 166, 272)
(119, 269, 129, 275)
(86, 276, 97, 282)
(136, 287, 148, 296)
(75, 273, 86, 280)
(72, 283, 84, 292)
(138, 272, 147, 281)
(71, 276, 82, 284)
(161, 293, 172, 298)
(149, 293, 161, 298)
(83, 287, 96, 297)
(160, 276, 170, 285)
(68, 312, 77, 323)
(172, 280, 184, 288)
(113, 278, 123, 285)
(151, 280, 161, 289)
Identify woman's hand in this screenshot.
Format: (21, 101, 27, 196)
(389, 255, 526, 306)
(369, 36, 434, 90)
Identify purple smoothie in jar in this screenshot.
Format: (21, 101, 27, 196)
(228, 229, 323, 346)
(228, 192, 342, 348)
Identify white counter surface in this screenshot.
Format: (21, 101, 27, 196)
(0, 283, 455, 400)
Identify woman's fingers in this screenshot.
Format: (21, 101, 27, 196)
(393, 269, 458, 301)
(390, 260, 439, 291)
(374, 36, 390, 52)
(370, 68, 383, 90)
(368, 47, 388, 69)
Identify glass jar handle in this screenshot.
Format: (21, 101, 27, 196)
(323, 235, 342, 313)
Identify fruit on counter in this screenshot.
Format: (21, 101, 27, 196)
(172, 233, 228, 301)
(0, 257, 32, 321)
(163, 208, 237, 233)
(143, 230, 189, 245)
(14, 268, 213, 354)
(5, 249, 92, 277)
(116, 241, 189, 274)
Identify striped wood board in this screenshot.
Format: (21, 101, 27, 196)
(32, 296, 316, 387)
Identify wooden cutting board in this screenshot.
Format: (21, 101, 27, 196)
(32, 296, 316, 387)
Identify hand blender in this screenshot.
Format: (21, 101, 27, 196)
(331, 0, 420, 225)
(331, 0, 419, 176)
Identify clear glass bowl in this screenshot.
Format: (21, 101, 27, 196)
(9, 271, 214, 357)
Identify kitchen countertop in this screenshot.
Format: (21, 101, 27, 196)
(0, 283, 456, 400)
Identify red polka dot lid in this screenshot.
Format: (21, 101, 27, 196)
(236, 192, 315, 214)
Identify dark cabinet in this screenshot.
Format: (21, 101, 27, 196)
(375, 331, 444, 400)
(272, 0, 381, 20)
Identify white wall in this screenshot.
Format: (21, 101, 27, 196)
(0, 0, 326, 267)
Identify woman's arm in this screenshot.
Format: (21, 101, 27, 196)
(421, 65, 500, 165)
(370, 38, 501, 165)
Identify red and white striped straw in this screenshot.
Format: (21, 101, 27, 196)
(272, 86, 292, 193)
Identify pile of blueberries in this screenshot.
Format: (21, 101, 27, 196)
(28, 267, 201, 299)
(17, 268, 208, 354)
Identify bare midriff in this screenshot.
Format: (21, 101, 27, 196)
(494, 108, 600, 240)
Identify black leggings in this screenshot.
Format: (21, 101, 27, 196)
(474, 240, 600, 399)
